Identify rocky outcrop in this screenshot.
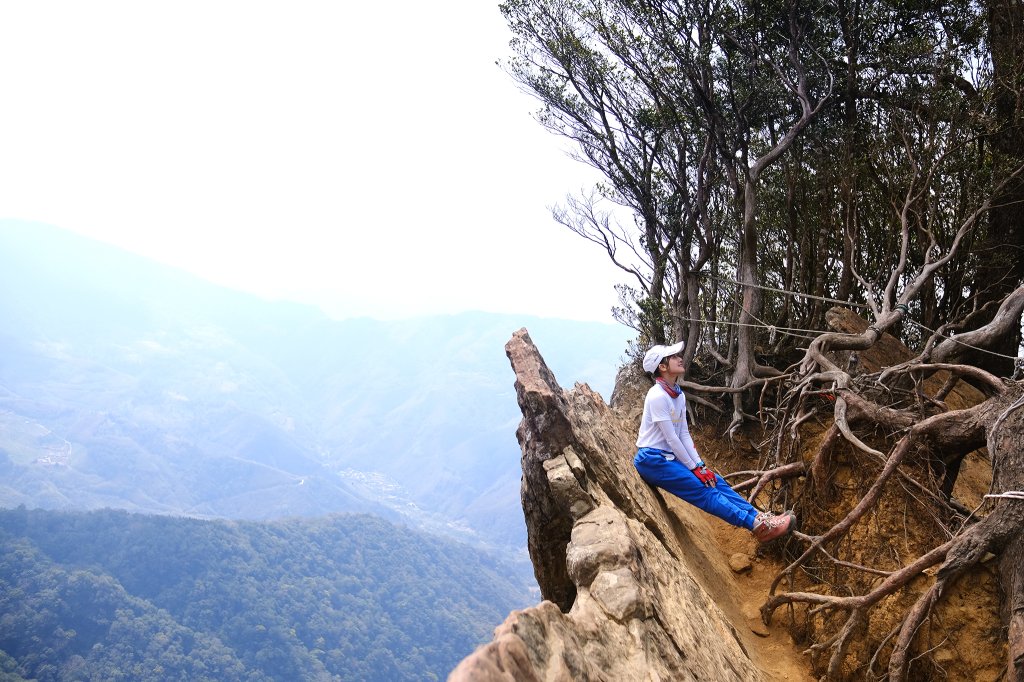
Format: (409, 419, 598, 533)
(449, 329, 769, 681)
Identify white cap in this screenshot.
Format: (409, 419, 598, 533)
(642, 341, 685, 373)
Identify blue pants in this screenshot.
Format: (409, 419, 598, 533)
(634, 448, 758, 530)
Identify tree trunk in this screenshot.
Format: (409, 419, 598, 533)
(731, 177, 761, 423)
(991, 395, 1024, 679)
(971, 0, 1024, 376)
(835, 0, 860, 303)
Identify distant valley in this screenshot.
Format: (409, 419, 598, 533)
(0, 220, 632, 556)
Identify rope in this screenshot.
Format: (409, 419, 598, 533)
(699, 277, 831, 340)
(984, 491, 1024, 501)
(703, 274, 871, 310)
(703, 272, 1022, 362)
(676, 314, 824, 340)
(905, 318, 1023, 362)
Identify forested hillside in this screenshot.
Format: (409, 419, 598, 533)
(0, 507, 533, 682)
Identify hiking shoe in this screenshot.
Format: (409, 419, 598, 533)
(752, 512, 794, 543)
(783, 509, 798, 533)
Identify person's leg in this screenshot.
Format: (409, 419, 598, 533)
(634, 450, 757, 529)
(710, 474, 760, 518)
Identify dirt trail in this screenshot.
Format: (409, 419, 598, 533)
(710, 520, 815, 682)
(650, 484, 814, 681)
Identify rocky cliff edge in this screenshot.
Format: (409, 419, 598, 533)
(450, 329, 795, 681)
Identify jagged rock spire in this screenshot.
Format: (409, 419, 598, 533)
(450, 329, 768, 681)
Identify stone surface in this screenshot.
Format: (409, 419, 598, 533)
(743, 604, 771, 637)
(450, 329, 768, 682)
(730, 553, 753, 574)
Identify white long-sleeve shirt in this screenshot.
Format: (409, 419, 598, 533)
(635, 383, 702, 469)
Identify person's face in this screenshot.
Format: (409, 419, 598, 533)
(660, 353, 684, 376)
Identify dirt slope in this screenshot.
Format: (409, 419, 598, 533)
(685, 308, 1003, 680)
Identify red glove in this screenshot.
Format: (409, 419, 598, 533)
(692, 463, 717, 487)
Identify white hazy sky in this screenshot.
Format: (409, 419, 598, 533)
(0, 1, 629, 322)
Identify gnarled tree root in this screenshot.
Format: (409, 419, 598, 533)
(765, 387, 1023, 679)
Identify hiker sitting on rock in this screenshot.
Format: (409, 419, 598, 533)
(634, 342, 795, 543)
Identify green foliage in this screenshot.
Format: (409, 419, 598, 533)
(0, 508, 533, 682)
(503, 0, 1019, 364)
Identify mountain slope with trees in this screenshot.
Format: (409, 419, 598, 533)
(0, 507, 533, 682)
(501, 0, 1024, 678)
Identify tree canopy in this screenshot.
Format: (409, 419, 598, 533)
(503, 0, 1024, 678)
(503, 0, 1021, 381)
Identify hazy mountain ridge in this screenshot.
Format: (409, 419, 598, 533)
(0, 221, 630, 550)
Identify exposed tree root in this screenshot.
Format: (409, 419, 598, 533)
(752, 291, 1024, 679)
(727, 461, 806, 499)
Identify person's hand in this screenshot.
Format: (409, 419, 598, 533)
(692, 463, 717, 487)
